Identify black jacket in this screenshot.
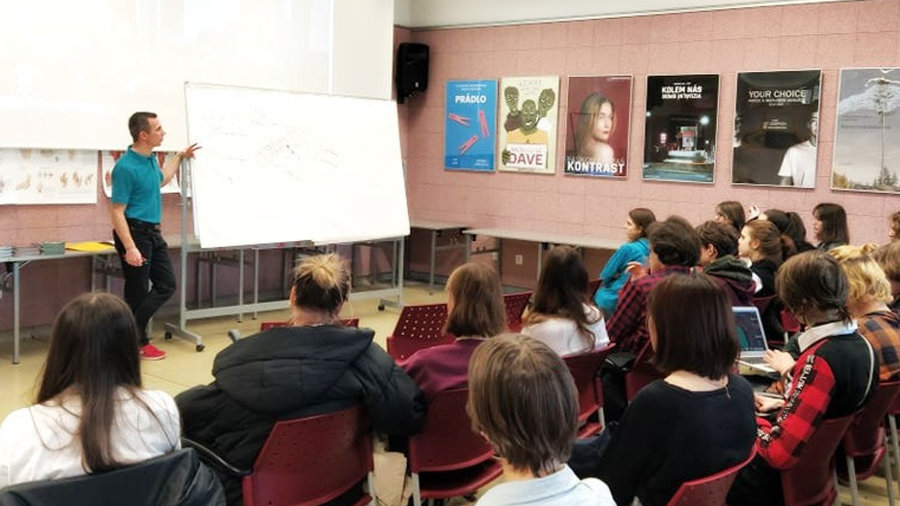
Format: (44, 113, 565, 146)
(0, 449, 223, 506)
(703, 255, 755, 307)
(176, 324, 424, 471)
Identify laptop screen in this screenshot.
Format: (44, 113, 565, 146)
(733, 306, 767, 353)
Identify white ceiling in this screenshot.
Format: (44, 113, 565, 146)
(395, 0, 849, 29)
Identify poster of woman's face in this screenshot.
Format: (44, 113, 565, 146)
(833, 68, 900, 194)
(732, 70, 821, 188)
(564, 75, 633, 178)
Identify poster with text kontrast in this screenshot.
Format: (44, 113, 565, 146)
(498, 76, 559, 174)
(733, 70, 821, 188)
(564, 75, 632, 178)
(444, 80, 497, 171)
(643, 74, 719, 183)
(833, 68, 900, 194)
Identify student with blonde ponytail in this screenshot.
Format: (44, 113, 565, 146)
(177, 254, 425, 505)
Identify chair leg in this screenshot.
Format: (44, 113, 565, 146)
(367, 471, 376, 506)
(834, 468, 842, 506)
(412, 473, 422, 506)
(598, 407, 606, 432)
(891, 416, 900, 496)
(885, 439, 896, 506)
(847, 455, 859, 506)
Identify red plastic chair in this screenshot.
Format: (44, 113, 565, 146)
(840, 380, 900, 505)
(386, 303, 451, 360)
(887, 390, 900, 503)
(407, 388, 503, 506)
(260, 318, 359, 331)
(625, 341, 663, 401)
(503, 291, 532, 332)
(780, 309, 802, 335)
(588, 278, 602, 299)
(780, 414, 856, 506)
(752, 294, 777, 315)
(242, 406, 375, 506)
(667, 444, 757, 506)
(564, 343, 616, 437)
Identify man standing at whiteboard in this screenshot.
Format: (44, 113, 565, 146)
(110, 112, 200, 360)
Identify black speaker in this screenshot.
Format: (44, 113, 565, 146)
(396, 42, 429, 104)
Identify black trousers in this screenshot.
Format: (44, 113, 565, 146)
(113, 221, 176, 345)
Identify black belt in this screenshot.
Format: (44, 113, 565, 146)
(127, 219, 161, 232)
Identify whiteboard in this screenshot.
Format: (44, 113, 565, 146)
(185, 83, 410, 248)
(0, 0, 332, 150)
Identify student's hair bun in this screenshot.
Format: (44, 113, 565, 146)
(292, 254, 351, 315)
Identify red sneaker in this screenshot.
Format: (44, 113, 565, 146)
(140, 343, 167, 360)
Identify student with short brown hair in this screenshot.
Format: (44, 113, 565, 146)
(696, 220, 755, 306)
(523, 246, 609, 356)
(401, 262, 506, 400)
(730, 251, 878, 506)
(596, 273, 756, 506)
(468, 335, 614, 506)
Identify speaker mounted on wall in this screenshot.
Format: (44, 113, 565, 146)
(396, 42, 429, 104)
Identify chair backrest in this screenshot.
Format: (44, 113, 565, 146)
(243, 405, 373, 506)
(503, 291, 532, 332)
(843, 380, 900, 460)
(780, 414, 856, 506)
(752, 294, 777, 315)
(390, 303, 449, 340)
(587, 278, 602, 299)
(625, 340, 663, 401)
(408, 388, 494, 474)
(780, 309, 802, 334)
(0, 449, 224, 506)
(667, 444, 757, 506)
(564, 344, 616, 424)
(387, 334, 456, 361)
(260, 318, 359, 332)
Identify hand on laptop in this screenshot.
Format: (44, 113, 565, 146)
(754, 393, 785, 413)
(763, 349, 795, 377)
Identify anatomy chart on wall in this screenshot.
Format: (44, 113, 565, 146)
(100, 150, 181, 198)
(0, 148, 96, 205)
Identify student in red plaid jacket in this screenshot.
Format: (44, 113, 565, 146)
(728, 252, 878, 506)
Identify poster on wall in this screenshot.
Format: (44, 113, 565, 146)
(0, 148, 97, 205)
(833, 68, 900, 194)
(733, 70, 821, 188)
(100, 150, 181, 198)
(444, 80, 497, 172)
(643, 74, 719, 183)
(564, 75, 632, 178)
(497, 76, 559, 174)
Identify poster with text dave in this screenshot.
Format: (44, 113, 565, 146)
(643, 74, 719, 183)
(445, 80, 498, 171)
(498, 76, 560, 174)
(733, 70, 821, 188)
(564, 75, 632, 178)
(833, 68, 900, 194)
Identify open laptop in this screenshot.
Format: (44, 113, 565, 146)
(733, 306, 777, 375)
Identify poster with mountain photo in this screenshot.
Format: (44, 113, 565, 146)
(832, 68, 900, 194)
(643, 74, 718, 183)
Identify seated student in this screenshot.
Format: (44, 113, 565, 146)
(176, 254, 424, 505)
(872, 241, 900, 311)
(696, 220, 755, 306)
(594, 273, 756, 506)
(729, 252, 878, 506)
(785, 211, 816, 253)
(890, 210, 900, 242)
(607, 216, 700, 354)
(593, 208, 656, 317)
(0, 293, 181, 487)
(813, 202, 850, 251)
(715, 200, 746, 233)
(524, 245, 610, 356)
(400, 262, 506, 401)
(468, 335, 615, 506)
(738, 220, 794, 340)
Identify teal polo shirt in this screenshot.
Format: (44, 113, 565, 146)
(110, 147, 163, 224)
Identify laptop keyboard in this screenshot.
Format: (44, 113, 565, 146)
(742, 356, 767, 365)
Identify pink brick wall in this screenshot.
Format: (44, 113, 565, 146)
(400, 0, 900, 247)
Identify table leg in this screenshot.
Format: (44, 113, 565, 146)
(429, 230, 437, 294)
(13, 262, 20, 364)
(238, 249, 244, 323)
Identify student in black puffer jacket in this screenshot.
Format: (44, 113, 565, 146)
(176, 254, 425, 505)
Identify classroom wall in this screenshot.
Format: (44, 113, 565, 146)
(399, 0, 900, 261)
